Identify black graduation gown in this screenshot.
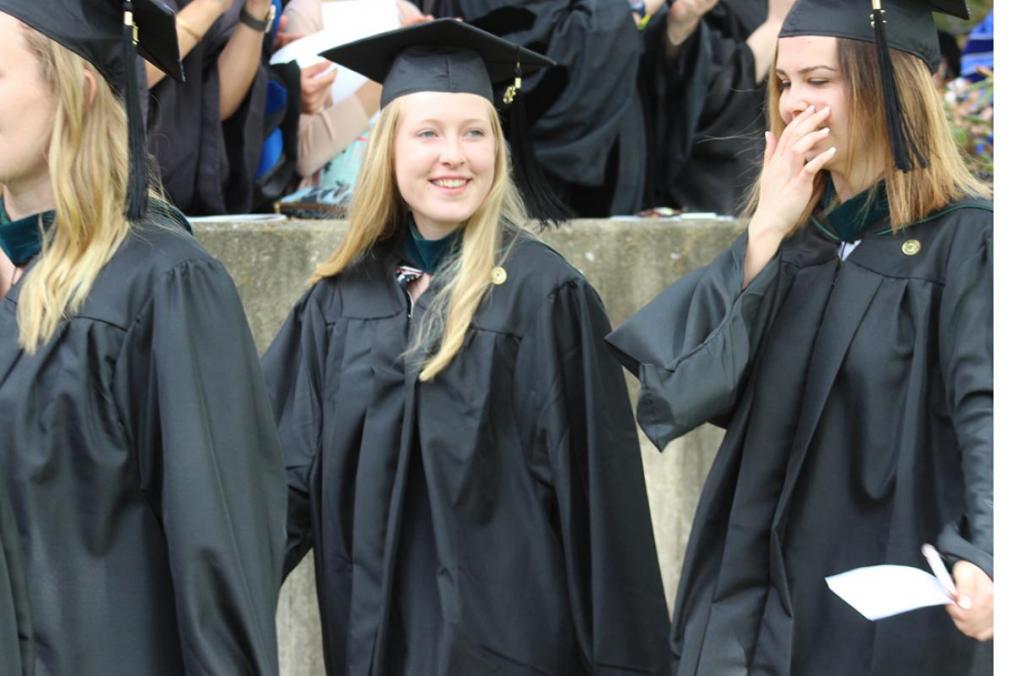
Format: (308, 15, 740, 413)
(263, 234, 670, 675)
(419, 0, 645, 216)
(639, 2, 767, 214)
(0, 205, 286, 674)
(607, 202, 993, 675)
(0, 482, 31, 676)
(148, 0, 267, 215)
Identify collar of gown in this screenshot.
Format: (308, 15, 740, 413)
(812, 181, 891, 243)
(401, 215, 462, 275)
(0, 200, 55, 266)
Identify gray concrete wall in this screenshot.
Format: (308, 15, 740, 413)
(194, 216, 744, 676)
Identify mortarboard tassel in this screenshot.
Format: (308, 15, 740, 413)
(502, 54, 573, 227)
(871, 0, 927, 172)
(122, 1, 149, 221)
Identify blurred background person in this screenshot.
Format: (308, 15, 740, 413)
(637, 0, 794, 215)
(147, 0, 278, 214)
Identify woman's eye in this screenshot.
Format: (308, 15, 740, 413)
(777, 80, 790, 91)
(465, 128, 487, 138)
(808, 79, 829, 86)
(417, 129, 437, 139)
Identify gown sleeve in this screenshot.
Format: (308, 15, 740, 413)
(0, 486, 31, 676)
(606, 233, 781, 450)
(117, 258, 286, 675)
(515, 278, 671, 675)
(261, 288, 330, 576)
(936, 227, 993, 577)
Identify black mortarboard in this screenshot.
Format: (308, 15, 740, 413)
(779, 0, 969, 172)
(320, 19, 571, 223)
(0, 0, 184, 220)
(320, 18, 554, 108)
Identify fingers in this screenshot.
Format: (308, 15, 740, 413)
(801, 146, 836, 176)
(948, 605, 994, 641)
(792, 127, 831, 156)
(946, 562, 994, 641)
(301, 65, 337, 115)
(779, 106, 831, 152)
(763, 131, 775, 165)
(303, 62, 332, 78)
(402, 15, 433, 27)
(303, 68, 337, 95)
(952, 561, 979, 603)
(317, 69, 338, 88)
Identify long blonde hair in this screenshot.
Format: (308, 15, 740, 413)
(312, 96, 529, 381)
(744, 37, 990, 230)
(16, 26, 132, 353)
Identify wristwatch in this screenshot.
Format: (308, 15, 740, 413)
(239, 2, 276, 33)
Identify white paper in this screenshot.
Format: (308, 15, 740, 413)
(270, 0, 399, 102)
(825, 565, 954, 621)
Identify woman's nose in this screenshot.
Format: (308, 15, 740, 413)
(438, 137, 464, 165)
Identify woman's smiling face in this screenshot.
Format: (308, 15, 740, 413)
(394, 91, 497, 238)
(775, 35, 848, 170)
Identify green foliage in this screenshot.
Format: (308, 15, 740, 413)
(935, 0, 992, 34)
(943, 71, 993, 184)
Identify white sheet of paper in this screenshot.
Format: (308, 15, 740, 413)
(826, 565, 954, 621)
(270, 0, 399, 102)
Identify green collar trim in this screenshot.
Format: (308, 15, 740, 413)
(401, 216, 462, 275)
(812, 197, 993, 242)
(811, 182, 890, 243)
(0, 199, 55, 266)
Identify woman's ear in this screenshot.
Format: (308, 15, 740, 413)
(82, 66, 97, 106)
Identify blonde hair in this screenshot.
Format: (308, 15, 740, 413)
(16, 26, 133, 352)
(744, 37, 990, 231)
(312, 96, 529, 381)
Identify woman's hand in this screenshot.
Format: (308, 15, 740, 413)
(753, 105, 835, 239)
(946, 561, 993, 641)
(743, 105, 836, 286)
(273, 15, 305, 51)
(397, 0, 433, 27)
(666, 0, 720, 49)
(300, 62, 337, 115)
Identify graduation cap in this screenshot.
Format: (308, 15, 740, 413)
(321, 19, 572, 223)
(0, 0, 184, 220)
(321, 18, 554, 108)
(780, 0, 969, 173)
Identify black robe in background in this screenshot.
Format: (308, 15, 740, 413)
(147, 1, 268, 215)
(263, 234, 670, 675)
(0, 484, 30, 676)
(608, 202, 993, 675)
(639, 1, 767, 214)
(419, 0, 644, 216)
(0, 205, 286, 674)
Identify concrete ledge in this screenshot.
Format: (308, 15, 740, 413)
(193, 216, 744, 676)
